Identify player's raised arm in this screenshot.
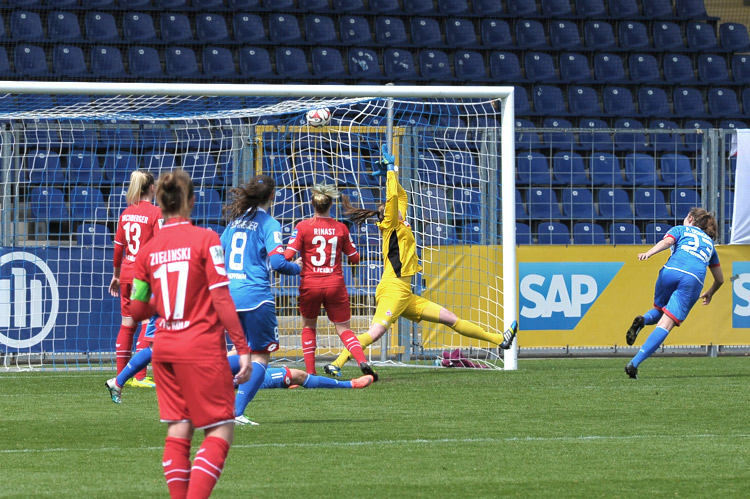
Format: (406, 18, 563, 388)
(381, 145, 403, 229)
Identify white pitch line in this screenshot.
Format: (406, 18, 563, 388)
(2, 433, 748, 455)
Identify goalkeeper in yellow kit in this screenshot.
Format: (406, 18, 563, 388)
(324, 145, 517, 378)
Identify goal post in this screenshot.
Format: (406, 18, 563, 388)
(0, 82, 518, 371)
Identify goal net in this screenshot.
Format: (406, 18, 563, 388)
(0, 83, 517, 371)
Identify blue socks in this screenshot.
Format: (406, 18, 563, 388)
(235, 361, 267, 417)
(116, 346, 153, 387)
(302, 374, 351, 389)
(630, 326, 670, 368)
(643, 308, 662, 325)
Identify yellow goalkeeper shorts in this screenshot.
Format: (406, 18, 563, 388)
(372, 276, 437, 328)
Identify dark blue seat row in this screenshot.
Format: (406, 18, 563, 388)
(517, 220, 675, 245)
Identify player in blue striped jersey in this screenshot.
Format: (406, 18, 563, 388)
(624, 208, 724, 379)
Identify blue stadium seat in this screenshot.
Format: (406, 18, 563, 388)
(594, 53, 626, 83)
(507, 0, 539, 16)
(663, 54, 696, 84)
(644, 222, 672, 244)
(370, 0, 402, 13)
(48, 11, 81, 41)
(517, 152, 555, 186)
(203, 47, 236, 77)
(343, 15, 374, 45)
(625, 152, 665, 186)
(271, 186, 301, 222)
(312, 47, 346, 78)
(653, 22, 685, 51)
(686, 22, 718, 50)
(85, 12, 119, 42)
(677, 0, 710, 19)
(516, 222, 533, 244)
(297, 0, 325, 8)
(611, 223, 642, 244)
(143, 151, 177, 172)
(598, 188, 633, 218)
(75, 223, 113, 246)
(233, 14, 267, 44)
(418, 187, 449, 222)
(560, 53, 593, 83)
(550, 21, 582, 50)
(720, 22, 750, 51)
(334, 0, 367, 11)
(404, 0, 436, 15)
(514, 85, 533, 116)
(638, 87, 670, 117)
(573, 222, 607, 244)
(708, 88, 740, 117)
(160, 13, 193, 43)
(619, 22, 650, 51)
(294, 155, 331, 186)
(197, 14, 230, 43)
(30, 187, 69, 222)
(69, 187, 107, 221)
(553, 152, 588, 184)
(682, 119, 711, 150)
(629, 54, 662, 83)
(732, 54, 750, 84)
(528, 188, 564, 219)
(53, 45, 87, 76)
(128, 46, 162, 77)
(0, 48, 9, 77)
(123, 13, 157, 42)
(453, 187, 481, 221)
(445, 18, 477, 47)
(489, 52, 524, 82)
(455, 50, 488, 81)
(515, 189, 530, 220)
(156, 0, 185, 6)
(602, 86, 635, 116)
(305, 15, 337, 45)
(649, 119, 683, 152)
(584, 21, 616, 50)
(183, 152, 219, 185)
(562, 187, 597, 219)
(165, 47, 199, 78)
(590, 153, 625, 186)
(723, 189, 734, 219)
(373, 16, 404, 45)
(194, 0, 224, 7)
(473, 0, 503, 16)
(349, 48, 382, 79)
(634, 188, 671, 219)
(671, 188, 701, 218)
(516, 119, 543, 151)
(481, 19, 513, 49)
(416, 150, 446, 185)
(384, 49, 417, 80)
(533, 85, 567, 116)
(11, 11, 44, 41)
(542, 0, 573, 16)
(609, 0, 639, 17)
(516, 20, 548, 50)
(27, 150, 64, 185)
(643, 0, 674, 18)
(444, 150, 479, 185)
(578, 119, 612, 151)
(537, 222, 571, 245)
(576, 0, 605, 17)
(698, 54, 729, 84)
(14, 45, 49, 75)
(420, 49, 454, 81)
(270, 14, 303, 44)
(422, 222, 457, 246)
(743, 88, 750, 115)
(543, 118, 576, 150)
(411, 17, 443, 47)
(239, 47, 274, 78)
(526, 52, 557, 82)
(192, 189, 223, 222)
(103, 152, 138, 186)
(277, 47, 310, 78)
(439, 0, 470, 15)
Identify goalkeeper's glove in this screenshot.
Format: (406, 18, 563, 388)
(371, 144, 396, 177)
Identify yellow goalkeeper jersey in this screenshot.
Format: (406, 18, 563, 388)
(376, 170, 422, 279)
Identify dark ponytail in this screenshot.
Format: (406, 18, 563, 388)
(225, 174, 275, 221)
(341, 194, 384, 225)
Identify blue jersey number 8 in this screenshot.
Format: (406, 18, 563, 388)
(228, 232, 247, 271)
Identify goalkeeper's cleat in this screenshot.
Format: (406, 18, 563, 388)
(499, 320, 518, 350)
(105, 378, 122, 404)
(234, 415, 259, 426)
(323, 364, 341, 378)
(350, 374, 374, 389)
(129, 376, 156, 388)
(359, 362, 379, 382)
(625, 315, 645, 346)
(625, 363, 638, 379)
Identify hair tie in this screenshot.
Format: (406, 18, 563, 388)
(257, 179, 264, 184)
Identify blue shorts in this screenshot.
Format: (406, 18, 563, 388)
(653, 267, 703, 325)
(238, 302, 280, 354)
(260, 367, 292, 389)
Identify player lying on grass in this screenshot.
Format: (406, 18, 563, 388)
(324, 145, 517, 378)
(624, 207, 724, 379)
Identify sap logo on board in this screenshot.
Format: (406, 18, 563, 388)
(519, 262, 623, 330)
(0, 251, 59, 348)
(732, 261, 750, 328)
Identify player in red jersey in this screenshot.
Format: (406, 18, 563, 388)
(283, 184, 372, 378)
(130, 169, 251, 499)
(109, 170, 162, 386)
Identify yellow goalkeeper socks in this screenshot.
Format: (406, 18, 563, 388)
(332, 333, 374, 368)
(451, 319, 503, 345)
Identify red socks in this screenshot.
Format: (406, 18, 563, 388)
(115, 324, 138, 374)
(339, 330, 366, 364)
(163, 437, 191, 499)
(301, 327, 317, 374)
(186, 436, 230, 499)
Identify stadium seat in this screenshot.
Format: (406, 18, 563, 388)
(515, 189, 530, 220)
(687, 22, 718, 50)
(708, 88, 740, 117)
(643, 0, 674, 18)
(277, 48, 311, 78)
(298, 0, 326, 9)
(29, 187, 69, 222)
(543, 118, 576, 150)
(584, 21, 616, 50)
(161, 13, 193, 43)
(602, 86, 635, 116)
(122, 13, 157, 42)
(67, 150, 103, 185)
(90, 46, 124, 77)
(0, 48, 9, 77)
(609, 0, 639, 17)
(69, 187, 107, 221)
(27, 150, 64, 185)
(52, 45, 87, 76)
(455, 50, 487, 81)
(625, 152, 666, 186)
(239, 47, 274, 78)
(682, 119, 711, 150)
(411, 17, 443, 47)
(85, 12, 119, 42)
(653, 22, 685, 51)
(196, 14, 230, 43)
(542, 0, 573, 16)
(611, 223, 642, 244)
(527, 188, 564, 219)
(598, 188, 633, 219)
(663, 54, 696, 84)
(526, 52, 558, 82)
(348, 48, 382, 79)
(418, 187, 449, 222)
(481, 19, 513, 49)
(550, 21, 582, 50)
(634, 188, 671, 219)
(720, 22, 750, 51)
(619, 22, 650, 51)
(576, 0, 606, 17)
(14, 45, 49, 75)
(533, 85, 567, 116)
(517, 152, 555, 186)
(193, 0, 223, 7)
(384, 49, 417, 80)
(507, 0, 539, 16)
(343, 15, 374, 45)
(594, 53, 626, 83)
(673, 87, 707, 117)
(573, 222, 607, 244)
(416, 150, 446, 185)
(553, 152, 588, 184)
(311, 47, 346, 78)
(516, 119, 543, 151)
(560, 53, 593, 83)
(445, 18, 477, 47)
(183, 152, 219, 185)
(370, 0, 402, 13)
(165, 47, 199, 77)
(516, 222, 533, 244)
(11, 11, 44, 41)
(404, 0, 436, 14)
(644, 222, 672, 244)
(473, 0, 503, 16)
(192, 189, 223, 222)
(638, 87, 670, 117)
(143, 151, 177, 172)
(305, 15, 337, 45)
(723, 189, 734, 219)
(48, 11, 81, 41)
(590, 153, 625, 186)
(422, 222, 457, 246)
(562, 187, 597, 219)
(270, 14, 303, 44)
(732, 54, 750, 84)
(444, 150, 479, 186)
(536, 222, 571, 245)
(420, 49, 454, 81)
(233, 14, 267, 44)
(514, 85, 533, 116)
(743, 88, 750, 115)
(578, 119, 613, 151)
(698, 54, 729, 84)
(649, 119, 683, 152)
(373, 16, 405, 46)
(103, 152, 138, 186)
(453, 187, 481, 221)
(677, 0, 710, 19)
(203, 47, 237, 77)
(128, 46, 162, 77)
(334, 0, 367, 11)
(489, 52, 524, 82)
(516, 20, 548, 50)
(671, 188, 701, 219)
(75, 222, 113, 246)
(629, 54, 662, 83)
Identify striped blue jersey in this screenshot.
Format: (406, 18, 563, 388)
(663, 225, 720, 284)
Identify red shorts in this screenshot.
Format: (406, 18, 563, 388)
(299, 286, 351, 323)
(120, 283, 132, 318)
(152, 359, 235, 429)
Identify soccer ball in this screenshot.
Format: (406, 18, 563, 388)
(306, 108, 331, 127)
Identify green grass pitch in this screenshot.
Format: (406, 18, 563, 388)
(1, 357, 750, 498)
